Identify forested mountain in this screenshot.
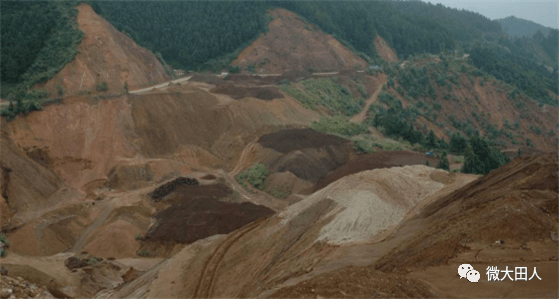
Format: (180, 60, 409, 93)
(1, 0, 557, 108)
(89, 1, 271, 71)
(1, 1, 83, 89)
(391, 0, 502, 43)
(89, 0, 498, 70)
(496, 16, 553, 38)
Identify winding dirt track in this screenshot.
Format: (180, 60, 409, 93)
(349, 78, 386, 123)
(193, 218, 265, 298)
(70, 200, 112, 254)
(229, 139, 259, 177)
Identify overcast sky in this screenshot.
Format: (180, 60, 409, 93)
(427, 0, 559, 29)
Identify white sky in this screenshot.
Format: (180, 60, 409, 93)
(427, 0, 559, 29)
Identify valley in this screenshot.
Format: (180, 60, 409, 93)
(0, 1, 557, 298)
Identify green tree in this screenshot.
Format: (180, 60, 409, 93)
(236, 163, 270, 190)
(461, 136, 509, 174)
(436, 151, 450, 171)
(426, 130, 437, 149)
(124, 81, 129, 94)
(450, 133, 467, 154)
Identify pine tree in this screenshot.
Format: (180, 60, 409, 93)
(436, 151, 450, 171)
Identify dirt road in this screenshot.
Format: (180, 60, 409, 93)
(130, 71, 345, 95)
(129, 76, 193, 94)
(193, 219, 264, 298)
(349, 78, 386, 123)
(70, 200, 112, 254)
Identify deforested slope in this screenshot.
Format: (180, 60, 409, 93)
(36, 3, 170, 96)
(232, 8, 367, 74)
(4, 84, 319, 192)
(376, 153, 558, 272)
(114, 165, 447, 298)
(0, 132, 62, 219)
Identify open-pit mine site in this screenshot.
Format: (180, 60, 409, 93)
(1, 1, 558, 298)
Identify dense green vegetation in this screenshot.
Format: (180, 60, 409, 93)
(0, 89, 52, 121)
(462, 135, 510, 175)
(436, 152, 450, 171)
(280, 78, 365, 116)
(88, 0, 500, 70)
(0, 234, 9, 257)
(1, 1, 83, 89)
(496, 16, 552, 38)
(310, 116, 369, 137)
(236, 163, 270, 190)
(90, 1, 270, 72)
(470, 42, 558, 106)
(392, 1, 501, 43)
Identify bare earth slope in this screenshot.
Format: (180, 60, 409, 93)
(5, 85, 319, 192)
(0, 129, 62, 224)
(232, 8, 367, 74)
(107, 165, 449, 298)
(374, 36, 398, 63)
(36, 3, 170, 95)
(270, 154, 558, 298)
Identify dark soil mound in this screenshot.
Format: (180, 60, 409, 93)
(150, 177, 199, 201)
(375, 153, 559, 272)
(64, 255, 104, 270)
(146, 183, 274, 244)
(314, 151, 440, 191)
(201, 174, 216, 180)
(210, 84, 284, 100)
(258, 128, 349, 154)
(268, 147, 350, 182)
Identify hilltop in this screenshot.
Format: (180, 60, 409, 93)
(231, 8, 367, 73)
(496, 16, 553, 37)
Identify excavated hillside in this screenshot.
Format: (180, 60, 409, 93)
(105, 165, 458, 298)
(0, 130, 65, 228)
(374, 36, 398, 63)
(232, 8, 367, 74)
(4, 84, 319, 192)
(230, 128, 354, 197)
(1, 76, 323, 263)
(377, 153, 558, 272)
(266, 154, 558, 298)
(35, 3, 170, 96)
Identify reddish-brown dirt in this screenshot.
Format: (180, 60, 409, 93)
(376, 154, 558, 273)
(232, 8, 367, 74)
(270, 266, 434, 298)
(35, 3, 170, 96)
(374, 36, 398, 63)
(0, 133, 62, 219)
(314, 150, 440, 191)
(4, 83, 320, 192)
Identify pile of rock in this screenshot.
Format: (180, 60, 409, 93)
(0, 273, 54, 299)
